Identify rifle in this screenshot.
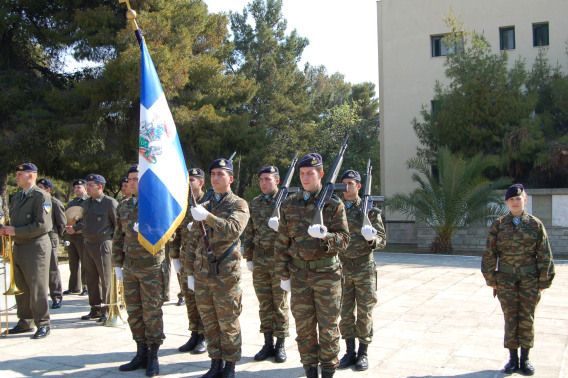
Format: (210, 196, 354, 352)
(311, 135, 349, 227)
(202, 151, 236, 203)
(270, 152, 300, 221)
(361, 159, 385, 228)
(189, 185, 218, 275)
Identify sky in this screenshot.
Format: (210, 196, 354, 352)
(204, 0, 380, 90)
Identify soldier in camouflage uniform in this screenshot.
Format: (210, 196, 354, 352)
(481, 184, 555, 376)
(63, 180, 89, 296)
(172, 168, 206, 354)
(120, 177, 131, 201)
(243, 165, 290, 363)
(2, 163, 52, 339)
(112, 164, 165, 377)
(37, 178, 67, 310)
(183, 158, 249, 378)
(336, 170, 385, 372)
(274, 153, 350, 378)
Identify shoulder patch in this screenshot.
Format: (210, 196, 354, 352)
(44, 204, 52, 214)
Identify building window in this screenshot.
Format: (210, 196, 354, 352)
(499, 27, 515, 50)
(431, 34, 463, 57)
(533, 23, 549, 47)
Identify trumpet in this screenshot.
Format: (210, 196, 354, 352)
(2, 234, 22, 337)
(104, 268, 126, 327)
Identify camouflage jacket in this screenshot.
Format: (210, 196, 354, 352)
(481, 211, 555, 289)
(274, 187, 350, 279)
(169, 191, 205, 260)
(182, 190, 249, 276)
(243, 190, 278, 261)
(341, 196, 386, 259)
(10, 185, 52, 244)
(112, 196, 164, 267)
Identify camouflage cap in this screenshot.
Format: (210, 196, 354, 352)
(37, 178, 53, 190)
(297, 153, 322, 169)
(505, 184, 524, 201)
(15, 163, 37, 172)
(258, 165, 279, 177)
(340, 169, 361, 182)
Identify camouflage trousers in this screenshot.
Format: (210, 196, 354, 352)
(123, 261, 167, 345)
(253, 255, 289, 338)
(496, 272, 541, 349)
(290, 262, 342, 370)
(339, 258, 377, 344)
(195, 272, 242, 362)
(180, 270, 204, 334)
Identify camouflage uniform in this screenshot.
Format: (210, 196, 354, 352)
(47, 197, 66, 304)
(243, 190, 290, 338)
(113, 196, 167, 345)
(65, 195, 88, 292)
(339, 197, 385, 344)
(274, 188, 350, 371)
(171, 191, 205, 336)
(481, 212, 555, 349)
(183, 190, 249, 362)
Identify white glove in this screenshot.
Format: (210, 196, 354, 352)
(172, 259, 181, 274)
(63, 241, 70, 247)
(308, 224, 327, 239)
(187, 221, 193, 231)
(191, 205, 209, 221)
(361, 225, 377, 241)
(268, 217, 279, 232)
(187, 276, 195, 291)
(246, 261, 254, 272)
(114, 267, 124, 282)
(133, 222, 139, 232)
(280, 279, 291, 292)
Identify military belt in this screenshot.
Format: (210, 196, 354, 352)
(292, 255, 339, 270)
(340, 253, 374, 266)
(255, 246, 273, 258)
(498, 263, 538, 275)
(124, 254, 165, 268)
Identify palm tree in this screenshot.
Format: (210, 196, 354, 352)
(387, 147, 511, 253)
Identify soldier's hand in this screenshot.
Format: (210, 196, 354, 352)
(361, 225, 378, 241)
(246, 261, 254, 272)
(191, 205, 209, 221)
(133, 222, 139, 232)
(187, 222, 193, 231)
(268, 217, 279, 232)
(280, 278, 291, 292)
(3, 226, 15, 236)
(172, 259, 181, 274)
(114, 267, 124, 282)
(66, 226, 75, 235)
(308, 224, 327, 239)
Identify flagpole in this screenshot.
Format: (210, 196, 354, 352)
(119, 0, 143, 47)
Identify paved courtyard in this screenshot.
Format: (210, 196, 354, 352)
(0, 252, 566, 377)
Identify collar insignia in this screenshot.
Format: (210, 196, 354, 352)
(264, 194, 270, 200)
(214, 193, 222, 202)
(513, 217, 521, 226)
(345, 201, 353, 209)
(303, 191, 310, 201)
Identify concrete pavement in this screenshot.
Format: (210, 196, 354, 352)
(0, 252, 566, 377)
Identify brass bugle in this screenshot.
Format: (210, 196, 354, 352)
(3, 236, 22, 296)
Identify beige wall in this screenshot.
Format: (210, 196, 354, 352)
(377, 0, 568, 224)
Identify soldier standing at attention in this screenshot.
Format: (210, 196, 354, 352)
(274, 153, 350, 378)
(67, 174, 118, 323)
(1, 163, 52, 339)
(63, 179, 89, 296)
(120, 177, 131, 200)
(481, 184, 555, 376)
(113, 164, 165, 377)
(183, 158, 249, 378)
(37, 178, 67, 310)
(336, 170, 385, 371)
(173, 168, 207, 354)
(243, 165, 289, 363)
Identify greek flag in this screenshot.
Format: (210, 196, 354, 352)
(137, 38, 188, 254)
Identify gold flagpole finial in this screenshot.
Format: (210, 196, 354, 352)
(119, 0, 139, 31)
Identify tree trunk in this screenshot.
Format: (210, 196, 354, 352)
(430, 233, 453, 254)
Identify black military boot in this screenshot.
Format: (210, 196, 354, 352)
(201, 359, 223, 378)
(356, 342, 369, 371)
(179, 331, 199, 352)
(146, 343, 159, 377)
(119, 340, 148, 371)
(191, 333, 207, 354)
(254, 332, 275, 361)
(303, 365, 318, 378)
(221, 361, 235, 378)
(338, 338, 357, 369)
(504, 348, 519, 374)
(520, 347, 535, 376)
(274, 337, 286, 363)
(321, 368, 335, 378)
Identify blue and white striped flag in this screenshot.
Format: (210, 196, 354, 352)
(137, 38, 188, 254)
